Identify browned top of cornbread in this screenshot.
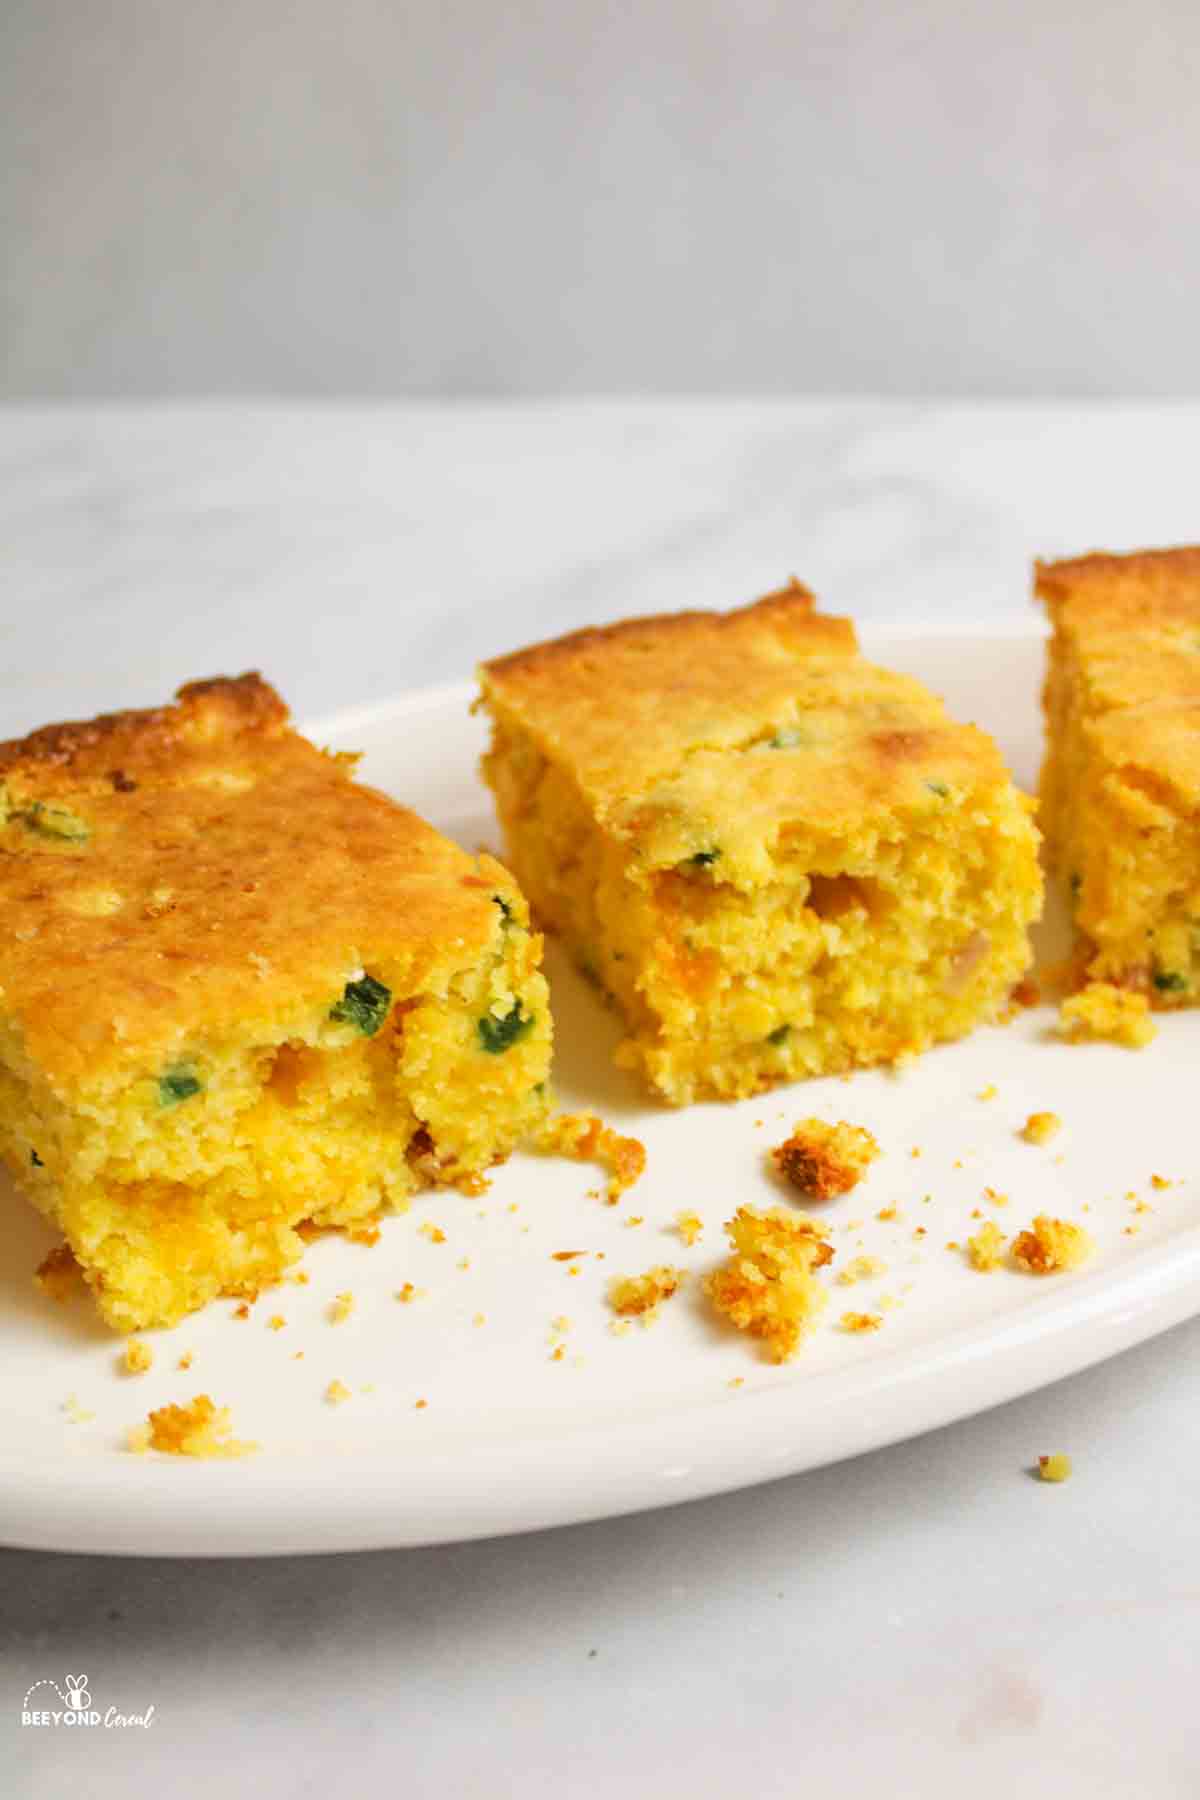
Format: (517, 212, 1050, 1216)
(481, 586, 1022, 863)
(0, 675, 517, 1085)
(1037, 548, 1200, 804)
(1036, 546, 1200, 629)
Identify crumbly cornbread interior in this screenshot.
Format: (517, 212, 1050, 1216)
(1038, 547, 1200, 1003)
(480, 586, 1041, 1104)
(0, 676, 550, 1331)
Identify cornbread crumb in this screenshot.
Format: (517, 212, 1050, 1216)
(1060, 983, 1157, 1048)
(328, 1290, 354, 1324)
(395, 1282, 424, 1303)
(63, 1392, 94, 1424)
(608, 1265, 685, 1324)
(772, 1118, 879, 1200)
(415, 1398, 428, 1410)
(836, 1255, 886, 1286)
(35, 1243, 84, 1304)
(840, 1310, 883, 1333)
(177, 1352, 194, 1371)
(1151, 1174, 1172, 1190)
(134, 1394, 256, 1457)
(624, 1215, 645, 1228)
(1011, 1215, 1094, 1274)
(977, 1084, 998, 1101)
(876, 1206, 900, 1222)
(472, 1312, 486, 1327)
(324, 1379, 352, 1406)
(728, 1376, 745, 1389)
(267, 1314, 285, 1331)
(703, 1205, 833, 1363)
(983, 1186, 1009, 1207)
(419, 1223, 447, 1244)
(1021, 1111, 1061, 1145)
(122, 1339, 154, 1375)
(233, 1303, 251, 1320)
(608, 1318, 633, 1337)
(1038, 1453, 1072, 1483)
(675, 1211, 704, 1246)
(967, 1220, 1007, 1271)
(534, 1111, 646, 1203)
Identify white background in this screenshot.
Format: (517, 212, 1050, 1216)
(3, 1, 1200, 397)
(2, 402, 1200, 1796)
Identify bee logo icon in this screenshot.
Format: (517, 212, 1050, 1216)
(64, 1675, 90, 1710)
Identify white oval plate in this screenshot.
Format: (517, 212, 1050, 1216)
(1, 625, 1196, 1557)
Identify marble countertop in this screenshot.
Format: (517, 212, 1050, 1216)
(3, 402, 1199, 1799)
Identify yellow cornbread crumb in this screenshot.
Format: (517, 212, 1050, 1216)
(966, 1220, 1007, 1271)
(624, 1215, 645, 1228)
(836, 1255, 886, 1286)
(324, 1379, 352, 1406)
(608, 1265, 685, 1324)
(676, 1211, 704, 1246)
(533, 1111, 646, 1203)
(267, 1314, 285, 1331)
(1151, 1174, 1172, 1190)
(772, 1118, 879, 1200)
(840, 1311, 883, 1332)
(131, 1394, 256, 1457)
(977, 1084, 998, 1100)
(1021, 1111, 1062, 1144)
(122, 1339, 153, 1375)
(983, 1186, 1008, 1206)
(177, 1352, 194, 1371)
(35, 1243, 84, 1304)
(703, 1205, 833, 1363)
(1060, 983, 1156, 1048)
(1011, 1215, 1094, 1274)
(63, 1392, 94, 1424)
(328, 1290, 354, 1324)
(1038, 1453, 1072, 1483)
(395, 1282, 424, 1303)
(419, 1223, 447, 1244)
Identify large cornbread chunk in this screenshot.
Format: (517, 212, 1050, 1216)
(0, 675, 551, 1331)
(1038, 546, 1200, 1005)
(479, 585, 1041, 1104)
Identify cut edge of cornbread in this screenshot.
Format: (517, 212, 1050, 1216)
(1037, 547, 1200, 1009)
(479, 587, 1043, 1104)
(0, 675, 552, 1332)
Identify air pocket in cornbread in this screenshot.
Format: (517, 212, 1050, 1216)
(478, 584, 1041, 1104)
(0, 675, 551, 1330)
(1038, 547, 1200, 1006)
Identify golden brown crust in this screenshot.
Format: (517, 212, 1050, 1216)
(484, 581, 852, 682)
(0, 674, 288, 778)
(0, 675, 524, 1084)
(1036, 545, 1200, 617)
(480, 584, 1020, 861)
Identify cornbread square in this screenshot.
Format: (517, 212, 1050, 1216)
(0, 675, 551, 1331)
(1038, 547, 1200, 1006)
(479, 585, 1041, 1103)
